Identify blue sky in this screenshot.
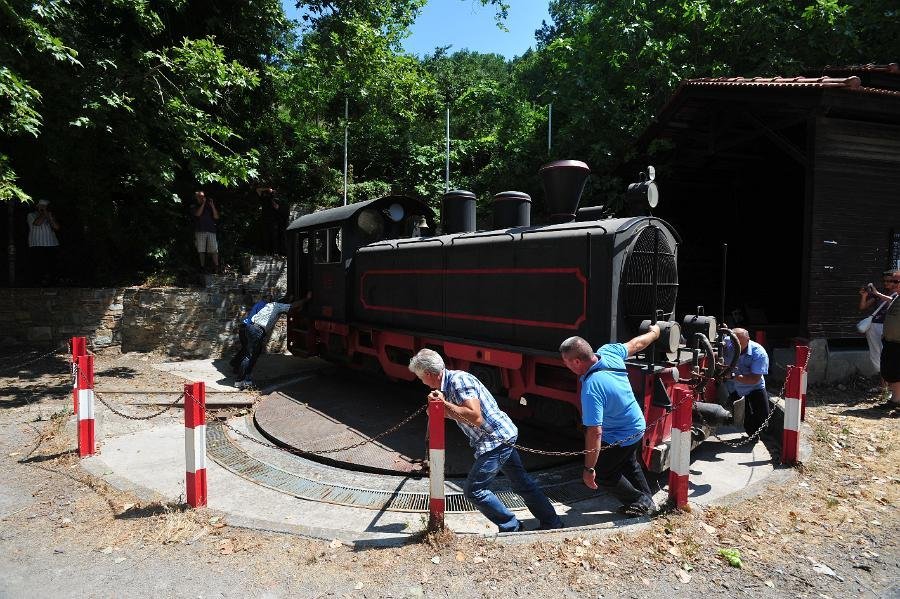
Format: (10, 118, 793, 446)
(282, 1, 552, 59)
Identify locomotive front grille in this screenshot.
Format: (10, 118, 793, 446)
(621, 226, 678, 325)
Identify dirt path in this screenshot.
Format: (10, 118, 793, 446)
(0, 348, 897, 598)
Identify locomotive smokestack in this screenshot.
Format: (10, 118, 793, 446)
(539, 160, 590, 224)
(492, 191, 531, 229)
(441, 190, 477, 234)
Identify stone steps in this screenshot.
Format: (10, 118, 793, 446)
(204, 255, 287, 295)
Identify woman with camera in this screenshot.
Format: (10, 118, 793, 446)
(858, 272, 899, 386)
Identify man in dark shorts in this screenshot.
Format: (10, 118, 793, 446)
(880, 271, 900, 409)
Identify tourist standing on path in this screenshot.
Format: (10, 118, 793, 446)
(192, 190, 219, 273)
(879, 274, 900, 409)
(26, 199, 60, 286)
(256, 186, 289, 256)
(859, 273, 899, 386)
(408, 349, 564, 533)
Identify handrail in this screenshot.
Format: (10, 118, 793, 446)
(449, 231, 516, 245)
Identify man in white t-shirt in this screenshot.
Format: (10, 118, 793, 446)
(26, 199, 60, 286)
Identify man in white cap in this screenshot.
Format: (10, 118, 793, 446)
(26, 199, 60, 286)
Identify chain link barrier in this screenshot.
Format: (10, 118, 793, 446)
(711, 348, 812, 448)
(0, 347, 65, 374)
(28, 335, 813, 461)
(441, 381, 703, 458)
(202, 392, 429, 456)
(94, 391, 185, 421)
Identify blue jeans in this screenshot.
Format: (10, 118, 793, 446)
(238, 323, 265, 381)
(464, 441, 563, 532)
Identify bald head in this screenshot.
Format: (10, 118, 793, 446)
(559, 336, 598, 377)
(732, 328, 750, 351)
(559, 336, 594, 361)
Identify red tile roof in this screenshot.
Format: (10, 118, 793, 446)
(684, 76, 860, 89)
(819, 63, 900, 75)
(681, 75, 900, 97)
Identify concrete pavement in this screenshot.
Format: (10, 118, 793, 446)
(82, 355, 810, 547)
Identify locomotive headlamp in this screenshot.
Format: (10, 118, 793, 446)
(626, 166, 659, 210)
(385, 203, 405, 223)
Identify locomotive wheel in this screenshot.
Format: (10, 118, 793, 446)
(468, 364, 502, 396)
(523, 394, 581, 439)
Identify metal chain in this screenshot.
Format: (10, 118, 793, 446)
(714, 399, 781, 448)
(197, 392, 429, 456)
(0, 347, 64, 373)
(713, 348, 812, 448)
(447, 385, 699, 457)
(94, 391, 185, 421)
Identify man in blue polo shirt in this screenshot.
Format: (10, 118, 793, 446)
(723, 327, 771, 439)
(409, 349, 563, 533)
(559, 325, 660, 517)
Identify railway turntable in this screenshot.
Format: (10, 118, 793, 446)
(82, 357, 792, 543)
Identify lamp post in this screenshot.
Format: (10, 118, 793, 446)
(343, 97, 348, 206)
(547, 102, 552, 153)
(445, 106, 450, 193)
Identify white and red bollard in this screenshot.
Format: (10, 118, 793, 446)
(71, 336, 86, 414)
(76, 353, 95, 458)
(667, 385, 692, 509)
(427, 394, 445, 531)
(794, 345, 810, 421)
(184, 382, 207, 508)
(781, 365, 802, 465)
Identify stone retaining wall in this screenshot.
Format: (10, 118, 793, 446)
(0, 287, 122, 349)
(4, 256, 289, 357)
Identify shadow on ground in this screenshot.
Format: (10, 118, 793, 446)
(0, 350, 71, 409)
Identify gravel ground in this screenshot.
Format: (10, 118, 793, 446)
(0, 347, 897, 598)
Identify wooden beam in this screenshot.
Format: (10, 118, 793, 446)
(743, 112, 807, 167)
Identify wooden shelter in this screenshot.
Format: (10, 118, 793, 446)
(636, 64, 900, 344)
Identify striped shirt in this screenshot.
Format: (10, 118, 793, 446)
(27, 212, 59, 247)
(250, 302, 292, 332)
(441, 369, 517, 457)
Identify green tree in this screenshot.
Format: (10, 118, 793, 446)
(1, 0, 291, 282)
(527, 0, 900, 171)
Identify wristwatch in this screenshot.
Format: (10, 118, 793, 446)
(583, 466, 595, 473)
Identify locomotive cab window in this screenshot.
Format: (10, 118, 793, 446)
(313, 227, 342, 264)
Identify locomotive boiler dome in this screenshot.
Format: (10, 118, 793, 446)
(441, 189, 476, 234)
(493, 191, 531, 229)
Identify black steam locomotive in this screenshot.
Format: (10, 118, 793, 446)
(285, 161, 716, 472)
